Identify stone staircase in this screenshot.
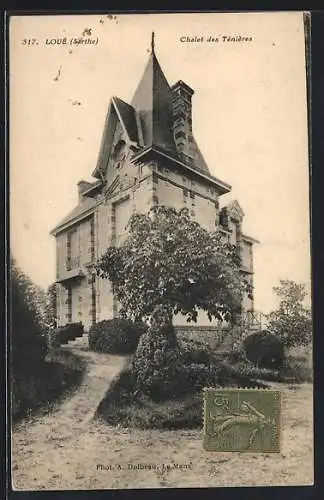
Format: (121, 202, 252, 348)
(61, 333, 89, 350)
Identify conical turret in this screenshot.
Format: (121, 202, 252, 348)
(131, 32, 177, 154)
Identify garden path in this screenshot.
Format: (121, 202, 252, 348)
(12, 336, 129, 490)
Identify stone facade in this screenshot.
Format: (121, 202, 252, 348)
(51, 37, 258, 331)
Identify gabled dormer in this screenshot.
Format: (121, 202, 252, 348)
(92, 96, 142, 183)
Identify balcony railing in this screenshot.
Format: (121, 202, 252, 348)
(239, 311, 267, 330)
(66, 256, 80, 271)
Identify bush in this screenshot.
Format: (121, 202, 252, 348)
(225, 359, 282, 382)
(96, 368, 203, 429)
(10, 258, 48, 374)
(280, 346, 313, 383)
(243, 330, 285, 369)
(180, 337, 213, 365)
(180, 336, 268, 391)
(183, 362, 217, 391)
(12, 350, 86, 422)
(88, 318, 147, 355)
(50, 322, 84, 347)
(132, 323, 188, 400)
(224, 342, 312, 384)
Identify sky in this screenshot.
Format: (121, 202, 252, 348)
(9, 12, 311, 314)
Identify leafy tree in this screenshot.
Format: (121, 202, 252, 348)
(96, 206, 252, 397)
(96, 205, 250, 327)
(46, 282, 58, 330)
(267, 279, 312, 348)
(10, 256, 48, 373)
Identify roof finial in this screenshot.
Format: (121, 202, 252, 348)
(151, 31, 155, 54)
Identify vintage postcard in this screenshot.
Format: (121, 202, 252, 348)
(9, 11, 313, 490)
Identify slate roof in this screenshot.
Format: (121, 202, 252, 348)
(51, 196, 96, 235)
(130, 50, 213, 177)
(131, 52, 177, 155)
(113, 96, 140, 144)
(191, 138, 211, 175)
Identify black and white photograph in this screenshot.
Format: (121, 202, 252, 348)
(9, 11, 313, 489)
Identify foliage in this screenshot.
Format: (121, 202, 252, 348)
(10, 256, 48, 372)
(180, 337, 213, 365)
(132, 308, 187, 400)
(10, 257, 87, 421)
(96, 364, 266, 430)
(281, 357, 312, 383)
(281, 344, 313, 383)
(225, 359, 282, 382)
(95, 205, 250, 324)
(267, 280, 312, 348)
(96, 368, 203, 429)
(226, 354, 312, 384)
(46, 282, 58, 330)
(243, 330, 285, 369)
(12, 350, 86, 422)
(132, 316, 268, 401)
(88, 318, 147, 355)
(181, 335, 283, 383)
(50, 322, 84, 348)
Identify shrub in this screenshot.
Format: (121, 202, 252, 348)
(180, 337, 267, 391)
(50, 322, 84, 347)
(243, 330, 285, 369)
(96, 368, 203, 430)
(10, 258, 48, 374)
(12, 350, 86, 422)
(88, 318, 147, 355)
(180, 337, 213, 365)
(132, 322, 190, 400)
(280, 347, 313, 383)
(224, 343, 312, 384)
(224, 360, 282, 382)
(183, 362, 217, 391)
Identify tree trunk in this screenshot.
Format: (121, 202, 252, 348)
(150, 304, 178, 348)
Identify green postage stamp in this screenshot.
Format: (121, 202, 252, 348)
(203, 388, 281, 453)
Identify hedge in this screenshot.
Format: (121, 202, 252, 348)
(50, 322, 84, 347)
(243, 330, 285, 369)
(88, 318, 147, 355)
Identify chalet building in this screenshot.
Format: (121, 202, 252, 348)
(51, 34, 258, 330)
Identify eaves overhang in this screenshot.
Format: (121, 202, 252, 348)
(242, 234, 260, 244)
(131, 146, 231, 195)
(50, 206, 96, 237)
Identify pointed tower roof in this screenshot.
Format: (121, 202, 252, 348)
(131, 32, 177, 155)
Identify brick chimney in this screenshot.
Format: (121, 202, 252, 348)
(77, 181, 92, 202)
(171, 80, 195, 164)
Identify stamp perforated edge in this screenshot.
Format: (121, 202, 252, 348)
(202, 387, 282, 454)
